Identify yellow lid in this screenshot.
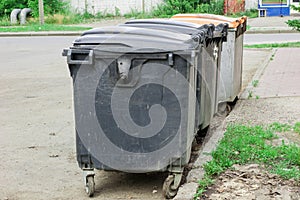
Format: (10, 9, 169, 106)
(171, 14, 247, 28)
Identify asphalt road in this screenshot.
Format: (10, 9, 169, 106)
(244, 33, 300, 45)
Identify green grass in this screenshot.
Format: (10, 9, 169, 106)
(286, 19, 300, 32)
(0, 24, 91, 32)
(0, 16, 10, 26)
(269, 122, 293, 132)
(229, 9, 258, 18)
(247, 90, 253, 99)
(244, 42, 300, 48)
(195, 123, 300, 199)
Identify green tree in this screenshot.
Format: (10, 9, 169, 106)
(286, 4, 300, 32)
(152, 0, 224, 17)
(0, 0, 68, 17)
(28, 0, 68, 17)
(0, 0, 28, 15)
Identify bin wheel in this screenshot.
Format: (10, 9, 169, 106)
(163, 175, 178, 199)
(85, 176, 95, 197)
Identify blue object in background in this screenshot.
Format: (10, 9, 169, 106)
(258, 0, 291, 16)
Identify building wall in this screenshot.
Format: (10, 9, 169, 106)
(224, 0, 246, 14)
(245, 0, 257, 10)
(70, 0, 164, 15)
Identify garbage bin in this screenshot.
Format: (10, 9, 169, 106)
(63, 26, 207, 198)
(171, 14, 247, 106)
(122, 19, 228, 129)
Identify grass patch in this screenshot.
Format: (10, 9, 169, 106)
(0, 16, 10, 26)
(0, 24, 91, 32)
(269, 122, 300, 134)
(244, 42, 300, 48)
(195, 123, 300, 199)
(229, 9, 258, 18)
(268, 122, 293, 132)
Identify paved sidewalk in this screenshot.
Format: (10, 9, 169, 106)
(247, 15, 300, 33)
(175, 46, 300, 200)
(252, 48, 300, 98)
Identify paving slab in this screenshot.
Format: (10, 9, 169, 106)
(252, 48, 300, 98)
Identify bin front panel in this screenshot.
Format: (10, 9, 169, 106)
(71, 52, 197, 172)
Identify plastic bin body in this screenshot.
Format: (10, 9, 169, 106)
(64, 26, 201, 173)
(171, 14, 247, 103)
(123, 19, 227, 130)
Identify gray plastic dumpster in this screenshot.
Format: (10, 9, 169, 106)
(63, 26, 207, 198)
(171, 14, 247, 106)
(122, 19, 228, 129)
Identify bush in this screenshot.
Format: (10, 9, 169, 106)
(152, 0, 224, 17)
(196, 0, 224, 15)
(0, 0, 28, 15)
(0, 0, 68, 17)
(291, 3, 300, 12)
(27, 0, 68, 17)
(286, 19, 300, 32)
(287, 3, 300, 32)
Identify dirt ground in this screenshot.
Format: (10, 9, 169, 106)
(198, 96, 300, 200)
(202, 164, 300, 200)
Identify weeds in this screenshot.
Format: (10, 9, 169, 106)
(229, 9, 258, 18)
(0, 16, 10, 26)
(123, 9, 154, 19)
(194, 175, 214, 199)
(268, 122, 292, 132)
(252, 80, 259, 87)
(286, 19, 300, 31)
(195, 123, 300, 198)
(286, 4, 300, 32)
(269, 122, 300, 134)
(247, 90, 253, 99)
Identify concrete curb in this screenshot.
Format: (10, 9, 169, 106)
(0, 31, 82, 37)
(0, 29, 297, 37)
(246, 29, 298, 34)
(174, 116, 228, 200)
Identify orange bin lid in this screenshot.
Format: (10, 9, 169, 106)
(171, 14, 247, 28)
